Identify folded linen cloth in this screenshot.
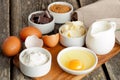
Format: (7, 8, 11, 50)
(72, 0, 120, 44)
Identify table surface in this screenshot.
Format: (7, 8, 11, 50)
(0, 0, 120, 80)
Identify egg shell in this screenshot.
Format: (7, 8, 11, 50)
(2, 36, 21, 57)
(25, 35, 43, 48)
(20, 26, 42, 41)
(42, 33, 59, 47)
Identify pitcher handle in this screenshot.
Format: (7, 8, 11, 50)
(109, 21, 116, 31)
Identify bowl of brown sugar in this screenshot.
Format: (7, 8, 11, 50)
(48, 2, 73, 24)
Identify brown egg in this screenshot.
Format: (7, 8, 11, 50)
(2, 36, 21, 57)
(42, 33, 59, 47)
(20, 26, 42, 41)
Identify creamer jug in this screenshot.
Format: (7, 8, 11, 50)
(86, 21, 116, 55)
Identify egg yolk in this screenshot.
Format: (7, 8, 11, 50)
(68, 59, 84, 70)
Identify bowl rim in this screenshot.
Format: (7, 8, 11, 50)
(28, 11, 55, 26)
(48, 1, 73, 14)
(19, 47, 52, 68)
(57, 47, 98, 74)
(59, 23, 87, 39)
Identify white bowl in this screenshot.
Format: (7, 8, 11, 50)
(19, 47, 52, 77)
(28, 11, 55, 34)
(57, 47, 98, 75)
(48, 2, 73, 24)
(59, 24, 86, 47)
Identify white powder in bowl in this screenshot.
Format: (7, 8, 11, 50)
(21, 50, 48, 66)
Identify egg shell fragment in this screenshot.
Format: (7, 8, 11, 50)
(42, 33, 59, 47)
(25, 35, 43, 48)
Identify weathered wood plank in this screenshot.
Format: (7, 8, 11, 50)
(0, 0, 10, 80)
(12, 66, 32, 80)
(11, 0, 43, 79)
(79, 0, 97, 6)
(83, 67, 106, 80)
(105, 53, 120, 80)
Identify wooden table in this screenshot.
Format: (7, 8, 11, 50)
(0, 0, 120, 80)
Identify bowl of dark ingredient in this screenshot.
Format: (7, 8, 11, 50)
(28, 11, 55, 34)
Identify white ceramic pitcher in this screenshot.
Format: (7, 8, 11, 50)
(86, 21, 116, 55)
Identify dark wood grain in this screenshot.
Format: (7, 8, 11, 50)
(0, 0, 10, 80)
(79, 0, 98, 6)
(105, 53, 120, 80)
(83, 67, 106, 80)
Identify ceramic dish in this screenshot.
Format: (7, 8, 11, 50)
(19, 47, 52, 77)
(59, 21, 86, 47)
(28, 11, 55, 34)
(48, 1, 73, 24)
(57, 47, 98, 75)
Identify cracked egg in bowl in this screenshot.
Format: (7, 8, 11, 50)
(57, 47, 98, 75)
